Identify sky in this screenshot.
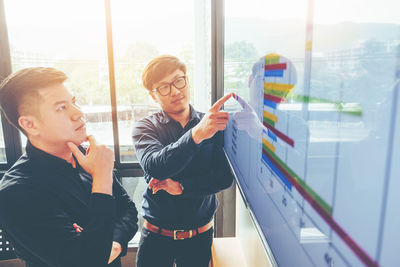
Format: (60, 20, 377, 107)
(3, 0, 399, 59)
(3, 0, 198, 58)
(226, 0, 400, 24)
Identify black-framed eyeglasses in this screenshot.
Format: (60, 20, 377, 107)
(151, 76, 187, 96)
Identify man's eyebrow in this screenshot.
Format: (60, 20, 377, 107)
(53, 100, 67, 106)
(54, 96, 75, 106)
(160, 74, 181, 84)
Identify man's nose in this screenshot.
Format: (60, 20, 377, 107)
(71, 104, 84, 121)
(170, 85, 181, 96)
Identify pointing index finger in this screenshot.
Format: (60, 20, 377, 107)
(209, 93, 233, 112)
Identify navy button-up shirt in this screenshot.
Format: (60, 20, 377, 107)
(0, 142, 138, 267)
(132, 105, 234, 230)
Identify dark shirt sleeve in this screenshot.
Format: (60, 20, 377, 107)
(179, 132, 234, 197)
(0, 189, 116, 267)
(112, 177, 138, 257)
(132, 118, 201, 180)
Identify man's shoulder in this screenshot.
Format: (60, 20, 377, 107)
(0, 162, 50, 211)
(0, 155, 43, 198)
(142, 110, 164, 122)
(0, 176, 41, 214)
(191, 106, 204, 116)
(133, 110, 165, 130)
(0, 173, 49, 223)
(194, 110, 205, 120)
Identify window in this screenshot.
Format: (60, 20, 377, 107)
(4, 0, 113, 150)
(2, 0, 212, 165)
(120, 177, 147, 236)
(0, 117, 6, 163)
(110, 0, 212, 162)
(1, 0, 213, 234)
(224, 0, 307, 101)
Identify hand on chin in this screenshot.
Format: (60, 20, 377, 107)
(68, 134, 88, 147)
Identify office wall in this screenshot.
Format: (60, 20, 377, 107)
(236, 186, 272, 267)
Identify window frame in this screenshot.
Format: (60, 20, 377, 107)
(0, 0, 222, 171)
(0, 0, 22, 171)
(0, 0, 234, 239)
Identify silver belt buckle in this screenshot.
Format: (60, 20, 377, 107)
(174, 229, 192, 240)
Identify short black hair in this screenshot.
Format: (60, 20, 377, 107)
(0, 67, 68, 133)
(142, 55, 186, 91)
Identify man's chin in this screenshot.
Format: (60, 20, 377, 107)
(167, 108, 185, 115)
(169, 103, 189, 114)
(71, 134, 88, 146)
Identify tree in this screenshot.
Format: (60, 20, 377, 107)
(116, 42, 160, 105)
(225, 41, 258, 61)
(224, 41, 258, 100)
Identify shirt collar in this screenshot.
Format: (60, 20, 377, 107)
(158, 104, 201, 125)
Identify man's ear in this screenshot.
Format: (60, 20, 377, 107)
(18, 115, 40, 136)
(149, 91, 158, 103)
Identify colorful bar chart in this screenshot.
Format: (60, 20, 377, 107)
(263, 54, 296, 148)
(226, 50, 378, 267)
(260, 53, 376, 267)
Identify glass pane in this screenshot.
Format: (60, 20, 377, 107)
(121, 176, 148, 243)
(224, 0, 399, 267)
(311, 2, 399, 267)
(4, 0, 113, 149)
(0, 117, 6, 163)
(225, 0, 307, 102)
(111, 0, 212, 162)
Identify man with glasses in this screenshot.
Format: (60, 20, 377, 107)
(132, 55, 234, 267)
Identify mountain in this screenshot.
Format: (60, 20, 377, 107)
(225, 18, 400, 57)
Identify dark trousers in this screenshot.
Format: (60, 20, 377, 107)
(25, 258, 121, 267)
(136, 227, 213, 267)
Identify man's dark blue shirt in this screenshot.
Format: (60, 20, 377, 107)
(132, 105, 234, 230)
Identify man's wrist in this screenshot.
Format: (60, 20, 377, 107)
(191, 127, 203, 144)
(92, 178, 113, 195)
